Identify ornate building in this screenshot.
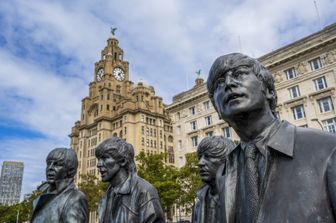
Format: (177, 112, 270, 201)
(69, 36, 174, 185)
(168, 23, 336, 167)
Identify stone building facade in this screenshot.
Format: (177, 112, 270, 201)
(69, 36, 174, 185)
(168, 23, 336, 167)
(0, 161, 24, 205)
(167, 76, 237, 167)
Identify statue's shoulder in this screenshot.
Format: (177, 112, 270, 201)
(295, 123, 336, 147)
(130, 174, 161, 202)
(71, 187, 87, 200)
(196, 185, 209, 197)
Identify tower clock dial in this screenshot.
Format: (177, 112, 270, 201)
(96, 68, 104, 81)
(113, 67, 125, 81)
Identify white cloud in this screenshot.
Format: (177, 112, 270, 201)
(0, 50, 86, 141)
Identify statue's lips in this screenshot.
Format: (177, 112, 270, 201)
(199, 169, 209, 176)
(99, 170, 107, 176)
(225, 93, 244, 104)
(47, 172, 55, 179)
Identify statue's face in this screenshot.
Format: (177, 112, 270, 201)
(198, 152, 222, 184)
(46, 158, 67, 184)
(97, 153, 121, 182)
(213, 65, 267, 120)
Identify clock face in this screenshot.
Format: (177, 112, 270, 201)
(96, 68, 104, 81)
(113, 67, 125, 81)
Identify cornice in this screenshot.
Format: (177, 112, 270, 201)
(171, 83, 207, 102)
(308, 87, 335, 100)
(259, 23, 336, 68)
(167, 91, 208, 112)
(283, 96, 308, 108)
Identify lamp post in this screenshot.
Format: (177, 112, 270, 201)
(311, 118, 324, 130)
(16, 210, 20, 223)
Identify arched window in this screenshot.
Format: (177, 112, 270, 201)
(168, 147, 174, 164)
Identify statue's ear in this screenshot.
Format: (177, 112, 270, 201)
(67, 168, 75, 178)
(265, 88, 276, 101)
(119, 158, 127, 168)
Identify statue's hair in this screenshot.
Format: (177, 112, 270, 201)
(197, 136, 236, 161)
(207, 53, 277, 116)
(46, 148, 78, 178)
(95, 137, 136, 173)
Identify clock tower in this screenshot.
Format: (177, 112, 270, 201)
(94, 37, 129, 82)
(69, 34, 175, 188)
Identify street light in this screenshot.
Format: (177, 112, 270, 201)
(311, 118, 324, 130)
(16, 210, 20, 223)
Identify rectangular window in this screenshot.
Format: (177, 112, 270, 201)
(318, 97, 333, 113)
(292, 105, 305, 120)
(205, 116, 212, 126)
(190, 106, 196, 115)
(223, 127, 231, 138)
(284, 67, 296, 80)
(322, 118, 336, 134)
(190, 121, 198, 131)
(191, 136, 198, 147)
(309, 57, 322, 71)
(288, 85, 300, 99)
(206, 131, 213, 137)
(203, 101, 210, 110)
(314, 76, 327, 91)
(176, 126, 181, 135)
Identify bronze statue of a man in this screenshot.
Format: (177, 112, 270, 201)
(31, 148, 89, 223)
(192, 136, 235, 223)
(95, 137, 165, 223)
(207, 53, 336, 223)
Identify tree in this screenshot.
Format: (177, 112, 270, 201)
(0, 189, 41, 222)
(78, 174, 108, 211)
(136, 152, 181, 219)
(178, 152, 203, 212)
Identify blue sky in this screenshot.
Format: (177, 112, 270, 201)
(0, 0, 336, 199)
